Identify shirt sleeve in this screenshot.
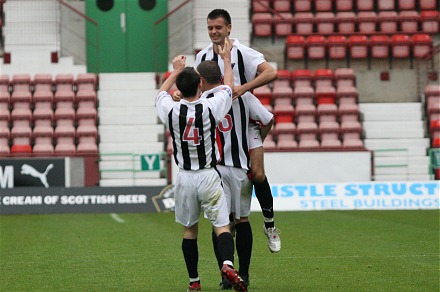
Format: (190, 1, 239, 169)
(245, 92, 274, 126)
(239, 45, 266, 81)
(156, 91, 175, 125)
(206, 85, 233, 124)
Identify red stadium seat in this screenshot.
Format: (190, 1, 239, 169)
(54, 90, 75, 110)
(294, 12, 314, 34)
(293, 0, 311, 12)
(273, 13, 293, 36)
(420, 11, 439, 34)
(274, 104, 295, 123)
(272, 86, 293, 106)
(377, 0, 395, 11)
(252, 0, 271, 12)
(314, 68, 334, 88)
(11, 108, 31, 128)
(319, 120, 340, 141)
(0, 91, 10, 110)
(0, 107, 9, 129)
(253, 85, 273, 106)
(400, 11, 420, 33)
(340, 121, 363, 140)
(293, 86, 315, 105)
(77, 107, 97, 127)
(76, 89, 97, 109)
(315, 12, 335, 34)
(328, 35, 347, 60)
(252, 13, 273, 37)
(391, 34, 411, 59)
(370, 35, 391, 59)
(296, 104, 316, 123)
(0, 127, 10, 155)
(420, 0, 438, 10)
(356, 0, 374, 11)
(334, 68, 355, 88)
(11, 74, 31, 92)
(76, 125, 98, 155)
(317, 103, 338, 122)
(291, 69, 312, 88)
(307, 35, 326, 60)
(336, 12, 356, 34)
(54, 73, 75, 93)
(335, 0, 353, 11)
(342, 138, 364, 150)
(315, 86, 336, 105)
(10, 126, 32, 155)
(33, 91, 53, 110)
(76, 73, 98, 91)
(277, 139, 298, 151)
(337, 86, 358, 105)
(297, 121, 318, 141)
(11, 91, 32, 110)
(349, 35, 369, 59)
(378, 11, 398, 33)
(321, 138, 342, 150)
(263, 138, 277, 151)
(286, 35, 306, 60)
(33, 108, 54, 128)
(298, 139, 320, 150)
(398, 0, 415, 10)
(32, 73, 53, 93)
(0, 74, 9, 93)
(33, 126, 54, 156)
(273, 0, 292, 12)
(358, 11, 377, 34)
(412, 34, 432, 59)
(54, 126, 76, 156)
(339, 103, 360, 122)
(274, 122, 296, 142)
(315, 0, 332, 12)
(54, 107, 75, 127)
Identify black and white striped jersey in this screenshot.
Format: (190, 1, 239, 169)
(195, 38, 265, 86)
(156, 86, 232, 170)
(202, 87, 273, 171)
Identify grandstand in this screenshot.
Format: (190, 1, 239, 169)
(0, 0, 439, 187)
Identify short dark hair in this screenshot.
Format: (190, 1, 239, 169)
(197, 61, 222, 85)
(176, 67, 200, 98)
(207, 9, 231, 25)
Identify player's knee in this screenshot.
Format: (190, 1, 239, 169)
(251, 171, 266, 183)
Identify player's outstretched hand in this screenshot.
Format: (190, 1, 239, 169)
(173, 55, 186, 71)
(218, 37, 231, 61)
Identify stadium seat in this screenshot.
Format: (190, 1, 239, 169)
(377, 0, 395, 11)
(0, 127, 9, 155)
(253, 85, 273, 107)
(10, 126, 32, 155)
(430, 120, 440, 136)
(337, 86, 358, 105)
(272, 86, 294, 106)
(391, 34, 411, 59)
(273, 13, 293, 36)
(273, 0, 292, 12)
(314, 68, 334, 88)
(54, 126, 76, 156)
(76, 125, 98, 155)
(274, 69, 291, 87)
(420, 0, 438, 10)
(76, 89, 97, 109)
(342, 138, 364, 150)
(420, 11, 439, 34)
(11, 108, 32, 128)
(315, 0, 332, 12)
(11, 74, 31, 92)
(262, 138, 277, 151)
(33, 126, 54, 156)
(356, 0, 373, 11)
(276, 139, 298, 150)
(274, 122, 296, 142)
(55, 107, 75, 129)
(358, 12, 377, 34)
(0, 74, 10, 93)
(316, 86, 336, 105)
(348, 35, 369, 59)
(378, 11, 398, 33)
(317, 103, 338, 122)
(298, 139, 320, 150)
(400, 11, 420, 33)
(398, 0, 415, 10)
(33, 91, 53, 110)
(336, 12, 356, 34)
(319, 120, 340, 141)
(252, 0, 271, 12)
(428, 103, 440, 122)
(293, 0, 311, 12)
(11, 91, 32, 110)
(307, 36, 326, 59)
(297, 121, 318, 141)
(0, 107, 9, 129)
(328, 36, 347, 60)
(32, 73, 53, 93)
(294, 12, 314, 34)
(76, 73, 98, 91)
(293, 86, 314, 105)
(425, 84, 440, 107)
(54, 73, 75, 93)
(286, 35, 306, 60)
(321, 138, 342, 150)
(0, 91, 10, 110)
(315, 12, 335, 34)
(274, 104, 295, 123)
(54, 90, 75, 110)
(370, 35, 391, 59)
(338, 103, 360, 122)
(76, 107, 97, 127)
(296, 104, 316, 123)
(412, 34, 432, 59)
(252, 13, 273, 37)
(335, 0, 353, 11)
(334, 68, 355, 88)
(340, 121, 363, 140)
(33, 108, 53, 128)
(291, 69, 312, 88)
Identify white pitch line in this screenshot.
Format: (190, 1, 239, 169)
(110, 213, 125, 223)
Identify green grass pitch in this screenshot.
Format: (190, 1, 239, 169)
(1, 210, 438, 291)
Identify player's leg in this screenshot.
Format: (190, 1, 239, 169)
(235, 217, 252, 288)
(182, 224, 201, 291)
(250, 146, 281, 253)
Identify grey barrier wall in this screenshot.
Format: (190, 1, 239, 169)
(0, 186, 173, 214)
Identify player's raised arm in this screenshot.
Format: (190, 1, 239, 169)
(218, 37, 234, 94)
(159, 55, 186, 93)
